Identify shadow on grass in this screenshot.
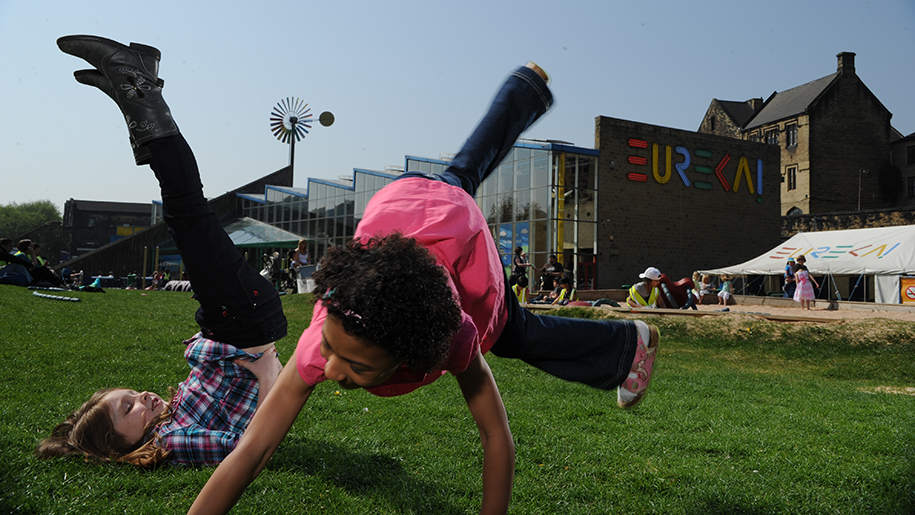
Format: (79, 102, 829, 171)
(685, 500, 771, 515)
(270, 438, 466, 514)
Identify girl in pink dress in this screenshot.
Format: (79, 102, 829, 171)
(792, 255, 819, 309)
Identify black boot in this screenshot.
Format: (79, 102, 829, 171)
(57, 35, 179, 165)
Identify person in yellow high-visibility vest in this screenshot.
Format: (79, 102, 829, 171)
(551, 276, 578, 306)
(626, 267, 663, 308)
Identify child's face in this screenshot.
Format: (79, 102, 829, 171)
(105, 389, 167, 445)
(321, 315, 403, 390)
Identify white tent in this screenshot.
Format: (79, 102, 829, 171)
(700, 224, 915, 303)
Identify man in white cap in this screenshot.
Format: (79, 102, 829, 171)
(627, 267, 663, 308)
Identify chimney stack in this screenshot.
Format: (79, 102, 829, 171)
(837, 52, 856, 75)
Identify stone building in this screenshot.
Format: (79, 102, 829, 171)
(699, 52, 897, 217)
(594, 117, 781, 288)
(892, 131, 915, 207)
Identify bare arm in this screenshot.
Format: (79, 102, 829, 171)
(455, 350, 514, 515)
(188, 357, 314, 515)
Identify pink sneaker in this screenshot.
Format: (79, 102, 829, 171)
(617, 323, 659, 409)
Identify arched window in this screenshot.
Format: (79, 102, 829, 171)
(787, 207, 803, 217)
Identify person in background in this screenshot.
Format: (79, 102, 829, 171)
(0, 237, 34, 286)
(539, 253, 564, 290)
(32, 243, 48, 267)
(512, 275, 529, 304)
(783, 258, 797, 298)
(718, 274, 733, 306)
(551, 276, 578, 306)
(14, 240, 65, 287)
(792, 255, 819, 310)
(530, 276, 561, 304)
(291, 239, 310, 269)
(699, 274, 716, 298)
(511, 246, 533, 282)
(626, 267, 663, 308)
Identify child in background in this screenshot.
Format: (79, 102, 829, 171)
(792, 255, 819, 309)
(699, 273, 716, 297)
(717, 274, 733, 306)
(512, 275, 529, 304)
(551, 276, 578, 306)
(56, 35, 660, 515)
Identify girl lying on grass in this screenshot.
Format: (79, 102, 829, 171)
(37, 37, 288, 468)
(55, 35, 659, 515)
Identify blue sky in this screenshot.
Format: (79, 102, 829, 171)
(1, 0, 913, 211)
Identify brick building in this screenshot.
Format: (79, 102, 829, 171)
(595, 117, 781, 288)
(62, 199, 152, 259)
(699, 52, 896, 217)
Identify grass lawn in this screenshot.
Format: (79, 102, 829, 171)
(1, 285, 913, 514)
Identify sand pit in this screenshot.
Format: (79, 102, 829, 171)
(690, 302, 915, 323)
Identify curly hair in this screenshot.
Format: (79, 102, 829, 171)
(36, 388, 174, 468)
(312, 233, 462, 373)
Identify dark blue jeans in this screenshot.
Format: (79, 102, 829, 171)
(146, 136, 287, 348)
(399, 66, 637, 390)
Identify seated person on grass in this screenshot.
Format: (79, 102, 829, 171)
(512, 274, 529, 304)
(13, 239, 66, 288)
(0, 237, 34, 286)
(529, 275, 561, 304)
(53, 35, 660, 515)
(551, 276, 578, 306)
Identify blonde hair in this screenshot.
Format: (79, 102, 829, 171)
(36, 388, 174, 468)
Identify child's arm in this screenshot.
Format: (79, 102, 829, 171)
(188, 358, 314, 515)
(455, 351, 514, 515)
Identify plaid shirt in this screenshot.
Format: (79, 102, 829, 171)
(157, 334, 262, 466)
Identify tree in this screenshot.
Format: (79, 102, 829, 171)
(0, 200, 62, 240)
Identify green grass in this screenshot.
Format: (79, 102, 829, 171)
(1, 286, 913, 514)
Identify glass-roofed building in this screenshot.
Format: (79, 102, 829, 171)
(236, 139, 599, 289)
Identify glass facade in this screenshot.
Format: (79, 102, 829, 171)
(240, 172, 397, 263)
(239, 142, 598, 288)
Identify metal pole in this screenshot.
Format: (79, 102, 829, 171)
(858, 170, 862, 211)
(141, 246, 148, 290)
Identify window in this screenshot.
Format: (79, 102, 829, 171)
(786, 124, 797, 147)
(765, 129, 779, 146)
(908, 177, 915, 198)
(787, 207, 803, 217)
(787, 167, 797, 191)
(907, 145, 915, 165)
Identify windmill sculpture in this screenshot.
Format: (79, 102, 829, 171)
(269, 97, 334, 171)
